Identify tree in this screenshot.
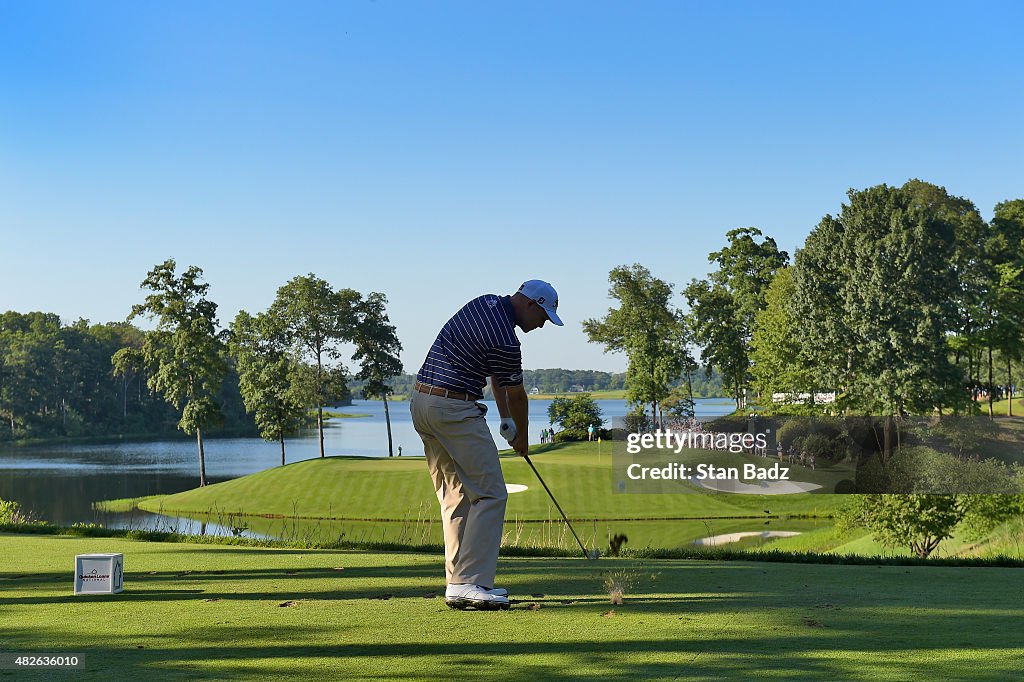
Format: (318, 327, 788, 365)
(791, 182, 967, 458)
(547, 393, 603, 438)
(120, 260, 226, 486)
(584, 265, 689, 424)
(229, 311, 308, 466)
(109, 323, 146, 420)
(684, 279, 749, 410)
(987, 200, 1024, 417)
(269, 274, 359, 458)
(750, 267, 817, 407)
(685, 227, 789, 409)
(351, 292, 403, 457)
(840, 493, 1024, 558)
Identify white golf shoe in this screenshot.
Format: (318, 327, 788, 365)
(445, 583, 511, 610)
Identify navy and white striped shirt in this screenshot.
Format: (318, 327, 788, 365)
(416, 294, 523, 398)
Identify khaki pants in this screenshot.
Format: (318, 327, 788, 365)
(410, 392, 507, 588)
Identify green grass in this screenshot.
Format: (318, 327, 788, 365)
(975, 397, 1024, 417)
(320, 411, 371, 419)
(2, 533, 1022, 680)
(137, 442, 847, 522)
(527, 389, 630, 400)
(94, 496, 165, 513)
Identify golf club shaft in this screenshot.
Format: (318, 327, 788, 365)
(524, 455, 590, 559)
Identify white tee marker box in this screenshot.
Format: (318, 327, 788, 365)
(74, 554, 124, 595)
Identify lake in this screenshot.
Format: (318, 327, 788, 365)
(0, 398, 738, 541)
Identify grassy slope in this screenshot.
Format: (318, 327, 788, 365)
(2, 533, 1022, 681)
(137, 442, 848, 521)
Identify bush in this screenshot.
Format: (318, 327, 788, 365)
(553, 428, 589, 443)
(799, 432, 846, 462)
(623, 409, 650, 433)
(776, 417, 846, 454)
(0, 498, 44, 525)
(776, 420, 810, 450)
(548, 394, 604, 433)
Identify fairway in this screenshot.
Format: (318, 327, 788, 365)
(1, 534, 1022, 680)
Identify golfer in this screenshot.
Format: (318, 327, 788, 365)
(411, 280, 563, 610)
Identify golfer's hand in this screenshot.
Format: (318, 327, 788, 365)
(512, 432, 529, 457)
(499, 417, 517, 443)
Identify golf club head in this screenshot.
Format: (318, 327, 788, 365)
(587, 548, 601, 560)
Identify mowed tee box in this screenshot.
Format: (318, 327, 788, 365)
(74, 553, 124, 595)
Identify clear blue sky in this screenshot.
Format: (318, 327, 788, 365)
(2, 1, 1022, 373)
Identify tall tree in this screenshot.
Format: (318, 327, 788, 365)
(684, 280, 748, 409)
(119, 260, 226, 486)
(269, 274, 358, 458)
(791, 181, 966, 458)
(750, 267, 817, 407)
(351, 292, 403, 457)
(987, 200, 1024, 417)
(584, 264, 688, 424)
(230, 311, 308, 466)
(684, 227, 789, 409)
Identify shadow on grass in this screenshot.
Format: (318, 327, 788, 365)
(4, 551, 1024, 679)
(2, 620, 1022, 681)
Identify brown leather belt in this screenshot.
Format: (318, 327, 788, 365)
(415, 381, 480, 402)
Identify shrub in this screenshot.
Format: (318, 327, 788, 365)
(800, 432, 845, 462)
(0, 498, 43, 525)
(776, 420, 810, 450)
(622, 409, 650, 433)
(553, 428, 588, 443)
(548, 394, 604, 433)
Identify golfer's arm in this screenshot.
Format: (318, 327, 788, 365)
(491, 376, 510, 418)
(505, 383, 529, 437)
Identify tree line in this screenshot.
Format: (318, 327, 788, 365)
(348, 368, 726, 398)
(0, 312, 253, 442)
(0, 260, 403, 487)
(585, 180, 1024, 447)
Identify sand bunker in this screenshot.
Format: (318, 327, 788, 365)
(689, 477, 822, 495)
(693, 531, 802, 546)
(505, 484, 529, 494)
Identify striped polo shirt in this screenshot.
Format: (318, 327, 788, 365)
(416, 294, 523, 398)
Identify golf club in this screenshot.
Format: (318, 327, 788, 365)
(523, 454, 598, 560)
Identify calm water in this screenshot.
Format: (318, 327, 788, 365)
(0, 398, 736, 530)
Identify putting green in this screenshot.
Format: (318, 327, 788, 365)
(2, 533, 1022, 680)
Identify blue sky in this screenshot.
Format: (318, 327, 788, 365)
(2, 1, 1022, 373)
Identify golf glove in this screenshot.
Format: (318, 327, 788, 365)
(499, 418, 517, 443)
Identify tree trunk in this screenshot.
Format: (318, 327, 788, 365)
(1008, 357, 1014, 418)
(685, 368, 695, 418)
(197, 427, 207, 487)
(967, 350, 974, 409)
(882, 415, 893, 465)
(987, 343, 994, 419)
(318, 404, 325, 457)
(280, 432, 286, 467)
(384, 395, 394, 457)
(316, 347, 325, 457)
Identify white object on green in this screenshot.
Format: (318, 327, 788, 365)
(74, 554, 124, 595)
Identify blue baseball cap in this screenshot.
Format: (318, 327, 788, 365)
(518, 280, 563, 326)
